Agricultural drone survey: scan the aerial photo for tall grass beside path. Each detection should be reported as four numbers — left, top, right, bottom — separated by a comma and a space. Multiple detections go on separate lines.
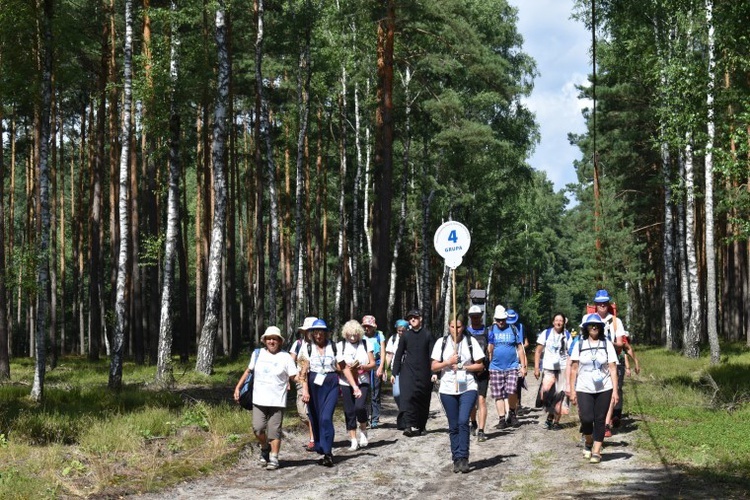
0, 356, 259, 498
628, 343, 750, 492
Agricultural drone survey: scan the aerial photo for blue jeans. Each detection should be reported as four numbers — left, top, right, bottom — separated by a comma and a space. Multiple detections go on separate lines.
370, 362, 382, 424
440, 390, 477, 461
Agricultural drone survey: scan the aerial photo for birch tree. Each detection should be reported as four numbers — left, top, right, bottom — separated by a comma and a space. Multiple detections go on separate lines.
156, 0, 181, 386
109, 0, 134, 390
196, 0, 230, 375
704, 0, 720, 364
30, 0, 54, 401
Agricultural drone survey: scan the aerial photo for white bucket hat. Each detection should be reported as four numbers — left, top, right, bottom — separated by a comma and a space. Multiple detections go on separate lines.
261, 326, 284, 342
493, 305, 508, 320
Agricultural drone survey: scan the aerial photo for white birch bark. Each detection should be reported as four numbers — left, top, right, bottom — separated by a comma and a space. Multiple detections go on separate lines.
109, 0, 133, 389
683, 137, 701, 358
387, 68, 412, 328
333, 66, 348, 334
352, 82, 362, 314
31, 0, 54, 401
293, 20, 311, 333
156, 0, 180, 386
704, 0, 720, 364
195, 2, 229, 375
256, 0, 280, 327
364, 79, 372, 259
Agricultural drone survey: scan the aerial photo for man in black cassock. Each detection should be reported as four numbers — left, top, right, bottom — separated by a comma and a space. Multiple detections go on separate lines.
392, 309, 436, 437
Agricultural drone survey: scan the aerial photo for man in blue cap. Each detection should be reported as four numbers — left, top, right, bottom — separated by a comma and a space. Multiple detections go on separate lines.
506, 309, 527, 416
593, 289, 640, 436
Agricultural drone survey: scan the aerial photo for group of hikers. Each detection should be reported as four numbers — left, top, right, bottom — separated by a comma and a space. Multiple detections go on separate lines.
233, 289, 640, 472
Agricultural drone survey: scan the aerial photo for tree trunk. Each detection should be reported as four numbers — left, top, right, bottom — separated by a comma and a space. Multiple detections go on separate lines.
196, 1, 230, 375
388, 67, 412, 329
156, 1, 181, 386
109, 0, 134, 390
0, 92, 10, 379
371, 0, 395, 331
333, 71, 348, 333
256, 0, 279, 327
704, 0, 720, 364
293, 15, 312, 328
31, 0, 54, 401
682, 138, 701, 358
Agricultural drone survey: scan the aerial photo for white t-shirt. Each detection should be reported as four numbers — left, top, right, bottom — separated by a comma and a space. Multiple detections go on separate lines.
569, 338, 619, 394
298, 341, 339, 374
537, 328, 570, 371
431, 335, 484, 395
336, 339, 372, 386
385, 335, 400, 355
601, 314, 627, 343
249, 349, 299, 408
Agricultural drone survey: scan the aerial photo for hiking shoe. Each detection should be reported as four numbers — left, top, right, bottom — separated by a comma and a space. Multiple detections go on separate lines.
370, 421, 379, 429
305, 441, 316, 452
551, 422, 563, 431
359, 432, 369, 448
477, 430, 487, 442
318, 454, 334, 467
604, 425, 613, 438
453, 460, 461, 473
583, 445, 592, 459
259, 446, 270, 466
508, 411, 519, 427
349, 438, 359, 451
459, 458, 470, 473
589, 453, 602, 464
403, 427, 419, 437
470, 421, 478, 436
266, 456, 280, 470
495, 418, 508, 430
543, 419, 553, 430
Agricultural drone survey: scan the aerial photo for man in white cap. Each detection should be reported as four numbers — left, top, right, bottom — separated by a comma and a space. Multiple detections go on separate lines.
466, 305, 490, 441
290, 316, 318, 451
487, 305, 527, 429
234, 326, 298, 470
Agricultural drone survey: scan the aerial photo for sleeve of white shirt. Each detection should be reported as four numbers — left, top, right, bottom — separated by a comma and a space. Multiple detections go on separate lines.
606, 341, 620, 365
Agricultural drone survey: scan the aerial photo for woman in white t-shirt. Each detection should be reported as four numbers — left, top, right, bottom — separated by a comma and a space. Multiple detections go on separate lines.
568, 313, 619, 464
431, 318, 485, 474
337, 320, 376, 451
534, 313, 571, 430
233, 326, 298, 470
299, 319, 360, 467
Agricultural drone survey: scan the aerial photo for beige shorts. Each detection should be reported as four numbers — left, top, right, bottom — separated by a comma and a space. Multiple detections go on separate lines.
252, 405, 284, 440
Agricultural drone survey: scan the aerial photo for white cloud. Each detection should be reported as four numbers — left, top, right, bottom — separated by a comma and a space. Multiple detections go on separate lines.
509, 0, 592, 192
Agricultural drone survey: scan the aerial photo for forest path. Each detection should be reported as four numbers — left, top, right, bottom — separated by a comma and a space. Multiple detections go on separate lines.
136, 375, 681, 499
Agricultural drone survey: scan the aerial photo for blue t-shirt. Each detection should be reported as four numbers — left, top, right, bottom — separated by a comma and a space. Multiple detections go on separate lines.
488, 324, 521, 370
365, 331, 385, 361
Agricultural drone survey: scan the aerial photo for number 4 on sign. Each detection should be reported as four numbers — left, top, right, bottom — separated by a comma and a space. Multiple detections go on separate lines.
448, 230, 458, 243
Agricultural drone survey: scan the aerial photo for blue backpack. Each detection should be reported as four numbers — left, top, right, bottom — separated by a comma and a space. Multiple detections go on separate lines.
238, 348, 261, 411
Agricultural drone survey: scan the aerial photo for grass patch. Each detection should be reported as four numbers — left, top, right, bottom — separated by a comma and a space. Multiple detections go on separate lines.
628, 343, 750, 486
0, 355, 263, 497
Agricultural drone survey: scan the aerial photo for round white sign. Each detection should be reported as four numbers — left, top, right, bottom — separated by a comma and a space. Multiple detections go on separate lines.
433, 221, 471, 265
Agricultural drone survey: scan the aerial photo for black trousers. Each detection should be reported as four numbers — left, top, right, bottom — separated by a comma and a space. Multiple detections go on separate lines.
577, 389, 613, 443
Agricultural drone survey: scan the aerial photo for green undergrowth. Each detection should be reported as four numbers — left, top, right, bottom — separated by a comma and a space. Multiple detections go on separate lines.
628, 343, 750, 489
0, 355, 261, 498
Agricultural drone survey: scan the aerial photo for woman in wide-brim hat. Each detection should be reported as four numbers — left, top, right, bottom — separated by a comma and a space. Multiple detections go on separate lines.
298, 319, 360, 467
568, 313, 619, 465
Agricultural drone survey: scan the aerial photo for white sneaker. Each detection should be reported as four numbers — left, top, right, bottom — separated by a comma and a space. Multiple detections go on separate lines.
349, 438, 359, 451
359, 432, 369, 448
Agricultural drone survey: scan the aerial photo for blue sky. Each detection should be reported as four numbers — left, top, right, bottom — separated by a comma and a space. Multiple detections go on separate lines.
509, 0, 592, 194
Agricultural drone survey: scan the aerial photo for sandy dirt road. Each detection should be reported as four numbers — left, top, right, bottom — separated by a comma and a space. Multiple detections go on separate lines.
136, 374, 685, 500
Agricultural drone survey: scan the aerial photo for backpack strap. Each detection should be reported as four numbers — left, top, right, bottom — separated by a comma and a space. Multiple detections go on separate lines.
440, 335, 474, 364
249, 347, 261, 371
